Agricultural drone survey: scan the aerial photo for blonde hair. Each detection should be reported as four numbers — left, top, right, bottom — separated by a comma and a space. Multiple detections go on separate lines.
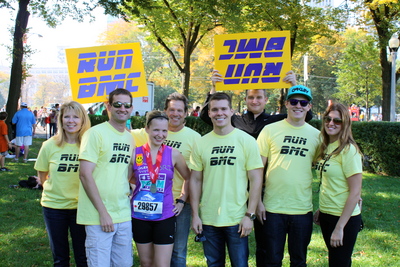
318, 103, 361, 160
53, 101, 91, 147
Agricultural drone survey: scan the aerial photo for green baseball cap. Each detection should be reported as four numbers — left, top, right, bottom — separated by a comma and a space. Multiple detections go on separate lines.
286, 85, 312, 101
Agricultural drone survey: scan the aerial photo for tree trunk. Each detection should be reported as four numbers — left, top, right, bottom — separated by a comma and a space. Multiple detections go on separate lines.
379, 46, 391, 121
6, 0, 30, 137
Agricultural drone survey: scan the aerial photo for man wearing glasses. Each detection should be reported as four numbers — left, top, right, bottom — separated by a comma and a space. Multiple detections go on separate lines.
256, 85, 320, 267
78, 88, 135, 267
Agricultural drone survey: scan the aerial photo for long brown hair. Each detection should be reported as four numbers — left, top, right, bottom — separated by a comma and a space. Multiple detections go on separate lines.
318, 103, 361, 160
53, 101, 91, 147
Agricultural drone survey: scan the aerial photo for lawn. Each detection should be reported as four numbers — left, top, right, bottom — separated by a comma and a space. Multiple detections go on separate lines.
0, 138, 399, 266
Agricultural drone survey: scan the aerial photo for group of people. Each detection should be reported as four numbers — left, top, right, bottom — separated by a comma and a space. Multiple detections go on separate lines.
33, 70, 362, 267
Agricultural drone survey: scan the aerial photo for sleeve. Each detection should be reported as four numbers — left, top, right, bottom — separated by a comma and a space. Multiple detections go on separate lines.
257, 127, 270, 158
79, 129, 101, 163
245, 137, 264, 171
34, 141, 50, 172
199, 93, 213, 126
342, 145, 363, 178
188, 142, 203, 171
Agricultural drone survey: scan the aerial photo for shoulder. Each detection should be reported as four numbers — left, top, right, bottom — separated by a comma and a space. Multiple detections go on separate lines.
183, 126, 201, 137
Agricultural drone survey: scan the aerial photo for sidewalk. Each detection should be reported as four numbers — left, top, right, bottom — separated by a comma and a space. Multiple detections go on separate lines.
33, 124, 50, 140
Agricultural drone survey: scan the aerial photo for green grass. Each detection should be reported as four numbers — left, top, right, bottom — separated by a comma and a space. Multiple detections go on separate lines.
1, 139, 399, 266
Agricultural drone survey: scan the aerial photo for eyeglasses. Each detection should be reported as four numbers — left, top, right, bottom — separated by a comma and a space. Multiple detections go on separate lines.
324, 116, 343, 125
112, 101, 132, 109
289, 99, 309, 107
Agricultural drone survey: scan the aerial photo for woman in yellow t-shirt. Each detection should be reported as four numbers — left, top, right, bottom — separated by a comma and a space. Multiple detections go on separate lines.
313, 103, 362, 267
35, 101, 91, 266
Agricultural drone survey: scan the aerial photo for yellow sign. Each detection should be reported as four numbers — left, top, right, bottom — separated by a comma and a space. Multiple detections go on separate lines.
214, 31, 291, 91
66, 43, 148, 104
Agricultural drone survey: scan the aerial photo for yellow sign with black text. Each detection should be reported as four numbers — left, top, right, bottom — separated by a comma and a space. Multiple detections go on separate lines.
214, 31, 291, 91
65, 43, 148, 104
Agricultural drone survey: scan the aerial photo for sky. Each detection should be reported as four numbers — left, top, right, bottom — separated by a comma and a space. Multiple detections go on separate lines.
0, 5, 109, 69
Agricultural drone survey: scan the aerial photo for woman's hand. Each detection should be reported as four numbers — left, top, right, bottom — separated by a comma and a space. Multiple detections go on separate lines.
173, 202, 184, 216
330, 226, 344, 247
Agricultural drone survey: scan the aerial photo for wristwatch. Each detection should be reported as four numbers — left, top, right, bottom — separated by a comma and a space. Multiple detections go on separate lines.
175, 198, 186, 205
245, 212, 257, 221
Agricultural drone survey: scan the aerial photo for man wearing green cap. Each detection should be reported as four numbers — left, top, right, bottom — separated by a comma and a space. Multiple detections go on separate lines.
256, 85, 320, 267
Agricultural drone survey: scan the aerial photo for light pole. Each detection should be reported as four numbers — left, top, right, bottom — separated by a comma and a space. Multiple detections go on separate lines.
389, 34, 399, 122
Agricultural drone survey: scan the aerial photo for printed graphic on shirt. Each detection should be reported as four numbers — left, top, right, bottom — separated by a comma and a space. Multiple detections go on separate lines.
210, 145, 236, 166
110, 142, 131, 164
164, 139, 182, 149
57, 153, 79, 172
280, 135, 310, 158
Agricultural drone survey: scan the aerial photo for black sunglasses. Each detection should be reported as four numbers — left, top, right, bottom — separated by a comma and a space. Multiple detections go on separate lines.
289, 99, 309, 107
324, 116, 343, 125
112, 101, 132, 109
194, 233, 206, 242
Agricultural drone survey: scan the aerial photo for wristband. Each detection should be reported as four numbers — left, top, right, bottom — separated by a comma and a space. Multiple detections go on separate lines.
175, 198, 186, 205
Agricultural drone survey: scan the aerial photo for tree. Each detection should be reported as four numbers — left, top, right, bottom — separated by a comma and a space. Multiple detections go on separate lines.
333, 28, 381, 120
4, 0, 96, 136
355, 0, 400, 120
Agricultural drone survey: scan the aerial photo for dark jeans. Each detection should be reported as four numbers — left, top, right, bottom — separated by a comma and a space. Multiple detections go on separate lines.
254, 218, 267, 266
319, 212, 361, 267
202, 224, 249, 267
43, 207, 87, 267
262, 212, 313, 267
49, 123, 57, 137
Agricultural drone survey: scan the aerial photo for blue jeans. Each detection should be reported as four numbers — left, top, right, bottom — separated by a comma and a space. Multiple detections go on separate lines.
171, 203, 191, 267
262, 212, 313, 267
319, 212, 361, 267
42, 207, 87, 267
202, 224, 249, 267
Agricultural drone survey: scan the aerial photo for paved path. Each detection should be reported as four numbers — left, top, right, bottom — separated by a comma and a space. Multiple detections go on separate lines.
33, 124, 50, 140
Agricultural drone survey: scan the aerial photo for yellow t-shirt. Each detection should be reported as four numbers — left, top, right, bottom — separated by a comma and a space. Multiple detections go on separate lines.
35, 138, 80, 209
189, 129, 263, 227
257, 119, 320, 214
317, 141, 362, 216
131, 128, 148, 147
77, 122, 135, 225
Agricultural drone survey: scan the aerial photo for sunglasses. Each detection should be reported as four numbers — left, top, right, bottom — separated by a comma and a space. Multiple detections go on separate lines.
324, 116, 343, 125
194, 233, 207, 242
112, 101, 132, 109
289, 99, 309, 107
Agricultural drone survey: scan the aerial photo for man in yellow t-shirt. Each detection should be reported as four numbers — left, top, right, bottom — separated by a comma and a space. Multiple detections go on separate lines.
131, 92, 201, 267
257, 85, 320, 267
190, 92, 263, 266
78, 88, 135, 267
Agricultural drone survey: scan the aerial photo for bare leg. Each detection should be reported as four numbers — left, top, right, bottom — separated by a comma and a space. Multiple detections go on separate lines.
23, 145, 29, 160
136, 242, 154, 267
154, 244, 174, 267
15, 146, 20, 161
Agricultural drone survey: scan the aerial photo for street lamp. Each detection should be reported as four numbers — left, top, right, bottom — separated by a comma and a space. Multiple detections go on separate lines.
389, 34, 399, 122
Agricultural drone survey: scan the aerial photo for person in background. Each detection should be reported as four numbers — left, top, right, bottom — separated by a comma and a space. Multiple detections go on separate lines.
313, 103, 363, 267
34, 101, 91, 266
88, 107, 94, 115
49, 109, 58, 137
130, 110, 190, 267
12, 102, 36, 163
0, 112, 12, 172
190, 106, 200, 117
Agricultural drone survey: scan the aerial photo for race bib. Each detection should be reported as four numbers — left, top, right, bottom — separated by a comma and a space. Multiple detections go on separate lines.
132, 190, 164, 220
